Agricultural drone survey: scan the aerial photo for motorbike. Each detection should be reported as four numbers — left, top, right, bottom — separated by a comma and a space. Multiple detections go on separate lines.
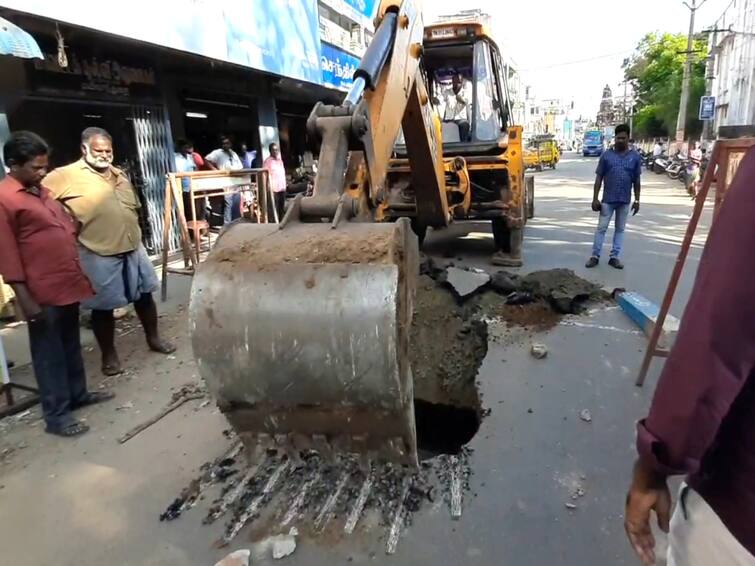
666, 155, 687, 180
652, 153, 670, 174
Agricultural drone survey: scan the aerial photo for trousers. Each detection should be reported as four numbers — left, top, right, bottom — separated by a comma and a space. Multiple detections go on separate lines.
27, 303, 88, 430
591, 202, 629, 259
667, 485, 755, 565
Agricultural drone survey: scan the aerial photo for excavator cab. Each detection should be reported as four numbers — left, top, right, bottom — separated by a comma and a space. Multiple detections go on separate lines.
389, 22, 529, 266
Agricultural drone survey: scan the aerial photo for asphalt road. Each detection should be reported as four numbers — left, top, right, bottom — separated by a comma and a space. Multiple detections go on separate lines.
0, 153, 711, 565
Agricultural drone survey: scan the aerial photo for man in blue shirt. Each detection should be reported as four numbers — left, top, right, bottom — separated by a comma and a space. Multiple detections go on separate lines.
586, 124, 641, 269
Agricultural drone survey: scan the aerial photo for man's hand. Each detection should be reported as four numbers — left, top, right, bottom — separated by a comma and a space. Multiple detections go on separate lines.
591, 199, 602, 212
10, 284, 43, 323
624, 459, 672, 565
632, 201, 641, 216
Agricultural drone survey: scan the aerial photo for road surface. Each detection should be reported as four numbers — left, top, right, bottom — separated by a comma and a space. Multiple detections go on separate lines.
0, 153, 711, 565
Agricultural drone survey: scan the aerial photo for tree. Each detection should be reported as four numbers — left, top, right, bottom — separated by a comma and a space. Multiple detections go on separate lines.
625, 32, 707, 139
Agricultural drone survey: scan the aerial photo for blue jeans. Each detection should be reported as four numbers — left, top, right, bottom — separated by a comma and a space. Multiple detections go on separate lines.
591, 202, 630, 259
223, 193, 242, 225
27, 304, 88, 431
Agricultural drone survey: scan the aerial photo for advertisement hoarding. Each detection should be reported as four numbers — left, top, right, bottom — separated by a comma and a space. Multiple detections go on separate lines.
0, 0, 322, 84
320, 43, 359, 91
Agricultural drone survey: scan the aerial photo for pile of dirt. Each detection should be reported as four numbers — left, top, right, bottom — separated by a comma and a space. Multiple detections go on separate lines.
409, 275, 486, 409
519, 268, 608, 314
468, 292, 562, 331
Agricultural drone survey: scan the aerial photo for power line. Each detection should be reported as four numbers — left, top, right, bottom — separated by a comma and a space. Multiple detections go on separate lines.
520, 50, 634, 71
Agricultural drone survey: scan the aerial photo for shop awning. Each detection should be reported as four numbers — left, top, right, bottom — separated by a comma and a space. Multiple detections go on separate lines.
0, 16, 42, 59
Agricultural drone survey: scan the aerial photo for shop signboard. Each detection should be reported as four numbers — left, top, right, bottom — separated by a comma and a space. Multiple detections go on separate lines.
320, 0, 378, 28
0, 0, 323, 85
699, 95, 715, 121
321, 43, 359, 91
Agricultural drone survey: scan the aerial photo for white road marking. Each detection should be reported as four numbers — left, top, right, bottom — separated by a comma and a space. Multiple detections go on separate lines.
386, 476, 412, 555
280, 470, 321, 527
314, 470, 350, 531
344, 472, 374, 534
224, 461, 290, 543
450, 455, 463, 519
209, 459, 264, 522
559, 320, 643, 335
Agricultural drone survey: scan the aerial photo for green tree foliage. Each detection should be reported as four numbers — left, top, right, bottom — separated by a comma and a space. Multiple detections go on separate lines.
626, 32, 707, 139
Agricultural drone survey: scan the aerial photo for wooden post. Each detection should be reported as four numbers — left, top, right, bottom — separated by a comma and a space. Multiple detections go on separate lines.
635, 139, 755, 386
160, 176, 173, 302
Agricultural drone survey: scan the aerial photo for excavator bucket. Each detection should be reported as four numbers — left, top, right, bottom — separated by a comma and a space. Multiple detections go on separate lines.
189, 218, 420, 466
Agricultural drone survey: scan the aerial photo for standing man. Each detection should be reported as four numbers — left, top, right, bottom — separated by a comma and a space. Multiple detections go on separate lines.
0, 131, 114, 436
205, 134, 243, 225
239, 142, 257, 169
174, 139, 203, 222
44, 127, 175, 376
652, 139, 663, 158
624, 148, 755, 565
585, 124, 641, 270
263, 142, 287, 221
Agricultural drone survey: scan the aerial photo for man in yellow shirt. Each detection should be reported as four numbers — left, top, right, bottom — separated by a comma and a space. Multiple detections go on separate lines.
44, 127, 175, 375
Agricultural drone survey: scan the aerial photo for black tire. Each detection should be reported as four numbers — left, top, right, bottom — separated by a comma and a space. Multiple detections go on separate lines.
410, 218, 427, 247
526, 177, 535, 219
491, 217, 509, 252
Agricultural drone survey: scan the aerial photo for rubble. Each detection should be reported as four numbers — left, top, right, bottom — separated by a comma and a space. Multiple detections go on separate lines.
579, 409, 592, 423
530, 343, 548, 359
444, 267, 490, 299
215, 549, 250, 566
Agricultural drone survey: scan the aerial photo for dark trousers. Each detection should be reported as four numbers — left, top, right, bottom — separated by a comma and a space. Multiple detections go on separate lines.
27, 303, 87, 430
273, 191, 286, 221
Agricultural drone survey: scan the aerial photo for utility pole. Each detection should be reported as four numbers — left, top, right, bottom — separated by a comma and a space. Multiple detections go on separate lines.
701, 26, 718, 142
675, 0, 708, 142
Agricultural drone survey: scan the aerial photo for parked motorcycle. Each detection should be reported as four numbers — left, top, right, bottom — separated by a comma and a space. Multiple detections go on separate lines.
666, 156, 687, 180
652, 154, 670, 174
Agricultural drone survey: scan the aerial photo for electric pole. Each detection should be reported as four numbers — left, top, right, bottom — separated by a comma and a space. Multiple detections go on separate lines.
675, 0, 707, 142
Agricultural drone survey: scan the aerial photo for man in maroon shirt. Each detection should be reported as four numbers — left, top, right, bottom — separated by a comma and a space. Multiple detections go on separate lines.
625, 147, 755, 564
0, 131, 114, 437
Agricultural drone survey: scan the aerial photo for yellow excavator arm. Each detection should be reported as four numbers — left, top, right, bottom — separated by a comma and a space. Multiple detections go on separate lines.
189, 0, 450, 468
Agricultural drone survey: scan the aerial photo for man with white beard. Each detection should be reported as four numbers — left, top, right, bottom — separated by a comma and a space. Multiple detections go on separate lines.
44, 127, 175, 376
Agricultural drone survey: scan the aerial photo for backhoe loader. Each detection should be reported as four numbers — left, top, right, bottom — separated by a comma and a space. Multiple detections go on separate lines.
190, 0, 531, 468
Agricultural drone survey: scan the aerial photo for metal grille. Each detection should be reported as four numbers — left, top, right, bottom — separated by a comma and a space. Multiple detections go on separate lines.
131, 106, 179, 255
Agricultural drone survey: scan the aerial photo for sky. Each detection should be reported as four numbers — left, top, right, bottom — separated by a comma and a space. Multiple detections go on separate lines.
423, 0, 733, 118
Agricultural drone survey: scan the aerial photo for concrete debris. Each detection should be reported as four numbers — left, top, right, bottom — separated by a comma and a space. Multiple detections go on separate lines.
214, 549, 250, 566
116, 401, 134, 411
199, 400, 211, 409
565, 502, 578, 510
530, 343, 548, 359
571, 486, 585, 500
505, 291, 534, 305
489, 271, 521, 295
579, 409, 592, 423
444, 267, 490, 299
272, 533, 297, 559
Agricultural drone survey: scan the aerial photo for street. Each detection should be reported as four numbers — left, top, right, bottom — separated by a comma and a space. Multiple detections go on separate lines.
0, 154, 711, 565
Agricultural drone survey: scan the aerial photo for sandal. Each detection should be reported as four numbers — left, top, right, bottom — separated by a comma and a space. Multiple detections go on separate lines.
46, 420, 90, 437
148, 339, 176, 355
101, 363, 124, 376
74, 391, 115, 409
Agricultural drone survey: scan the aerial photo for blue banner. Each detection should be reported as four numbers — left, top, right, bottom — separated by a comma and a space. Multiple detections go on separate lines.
2, 0, 323, 84
321, 43, 360, 91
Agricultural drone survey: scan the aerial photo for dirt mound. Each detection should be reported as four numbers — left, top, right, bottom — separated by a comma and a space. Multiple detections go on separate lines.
410, 276, 486, 409
520, 268, 606, 314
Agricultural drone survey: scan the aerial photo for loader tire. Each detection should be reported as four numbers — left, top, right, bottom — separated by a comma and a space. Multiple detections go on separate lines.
526, 176, 535, 220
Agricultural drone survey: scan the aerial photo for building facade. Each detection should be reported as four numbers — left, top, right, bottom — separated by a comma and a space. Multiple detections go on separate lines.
0, 1, 378, 254
708, 0, 755, 134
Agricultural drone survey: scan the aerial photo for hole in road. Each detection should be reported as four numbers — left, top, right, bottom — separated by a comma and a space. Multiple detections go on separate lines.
414, 400, 481, 458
